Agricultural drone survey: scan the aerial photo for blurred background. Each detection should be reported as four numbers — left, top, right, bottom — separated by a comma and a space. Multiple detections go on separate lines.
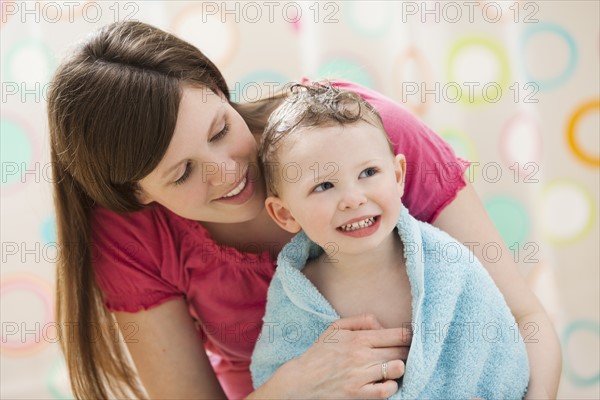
1, 1, 598, 398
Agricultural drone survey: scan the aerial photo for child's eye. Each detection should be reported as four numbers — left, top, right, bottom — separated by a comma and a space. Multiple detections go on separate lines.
313, 182, 334, 192
210, 123, 230, 142
175, 162, 192, 185
359, 167, 378, 178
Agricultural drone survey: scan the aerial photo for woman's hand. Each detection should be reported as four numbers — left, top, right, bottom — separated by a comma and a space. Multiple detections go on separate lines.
252, 313, 411, 399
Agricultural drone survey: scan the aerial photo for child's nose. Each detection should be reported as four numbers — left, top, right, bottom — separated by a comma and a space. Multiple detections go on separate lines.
338, 189, 367, 210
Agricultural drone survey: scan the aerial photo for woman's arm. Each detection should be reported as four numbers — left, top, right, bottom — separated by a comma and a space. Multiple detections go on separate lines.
114, 298, 226, 399
432, 181, 562, 398
116, 301, 410, 399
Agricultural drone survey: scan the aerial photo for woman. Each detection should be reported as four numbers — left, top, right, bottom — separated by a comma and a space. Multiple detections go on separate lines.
48, 21, 560, 399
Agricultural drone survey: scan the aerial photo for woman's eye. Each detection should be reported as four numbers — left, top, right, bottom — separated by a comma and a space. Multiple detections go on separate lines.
210, 123, 230, 142
175, 162, 192, 185
359, 167, 378, 178
314, 182, 334, 192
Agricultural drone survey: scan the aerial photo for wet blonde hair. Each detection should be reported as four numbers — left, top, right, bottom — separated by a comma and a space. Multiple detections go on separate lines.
259, 82, 391, 196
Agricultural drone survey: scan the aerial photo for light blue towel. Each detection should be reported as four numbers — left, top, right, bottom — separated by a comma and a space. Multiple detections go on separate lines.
251, 207, 530, 398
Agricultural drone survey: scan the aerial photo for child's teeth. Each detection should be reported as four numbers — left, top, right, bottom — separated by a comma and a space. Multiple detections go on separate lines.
341, 217, 375, 231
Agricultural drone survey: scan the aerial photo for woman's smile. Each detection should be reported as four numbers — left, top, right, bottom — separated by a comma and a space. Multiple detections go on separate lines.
214, 169, 256, 204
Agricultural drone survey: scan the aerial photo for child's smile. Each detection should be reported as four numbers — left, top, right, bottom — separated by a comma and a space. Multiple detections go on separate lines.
336, 215, 381, 237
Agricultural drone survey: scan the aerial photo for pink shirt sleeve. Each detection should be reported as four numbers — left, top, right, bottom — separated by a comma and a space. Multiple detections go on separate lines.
91, 205, 183, 312
331, 80, 470, 223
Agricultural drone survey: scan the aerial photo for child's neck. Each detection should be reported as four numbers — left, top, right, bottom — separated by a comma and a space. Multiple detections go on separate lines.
303, 229, 412, 329
309, 229, 405, 280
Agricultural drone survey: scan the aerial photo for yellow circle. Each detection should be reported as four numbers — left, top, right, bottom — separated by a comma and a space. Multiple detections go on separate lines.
538, 179, 596, 245
447, 37, 510, 106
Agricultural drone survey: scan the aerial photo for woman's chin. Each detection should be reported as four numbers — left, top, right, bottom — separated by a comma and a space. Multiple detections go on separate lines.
222, 197, 266, 224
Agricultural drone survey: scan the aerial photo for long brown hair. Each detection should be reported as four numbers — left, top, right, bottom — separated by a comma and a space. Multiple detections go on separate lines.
48, 20, 279, 399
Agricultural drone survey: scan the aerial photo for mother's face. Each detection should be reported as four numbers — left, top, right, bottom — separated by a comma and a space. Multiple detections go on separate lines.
138, 86, 266, 223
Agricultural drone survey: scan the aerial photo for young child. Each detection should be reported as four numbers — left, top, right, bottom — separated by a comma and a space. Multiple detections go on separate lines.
250, 82, 530, 398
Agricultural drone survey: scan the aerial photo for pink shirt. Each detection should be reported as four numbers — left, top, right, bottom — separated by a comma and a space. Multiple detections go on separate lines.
91, 81, 469, 399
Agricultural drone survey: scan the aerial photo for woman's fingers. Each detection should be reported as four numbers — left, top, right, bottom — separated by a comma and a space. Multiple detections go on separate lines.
371, 346, 410, 363
367, 359, 406, 383
334, 313, 384, 331
350, 326, 413, 348
362, 379, 400, 399
291, 315, 411, 398
328, 315, 413, 347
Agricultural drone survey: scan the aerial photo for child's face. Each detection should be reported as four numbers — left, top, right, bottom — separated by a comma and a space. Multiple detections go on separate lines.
265, 120, 406, 255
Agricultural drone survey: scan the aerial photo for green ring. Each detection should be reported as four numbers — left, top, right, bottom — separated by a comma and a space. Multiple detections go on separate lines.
440, 129, 479, 162
344, 2, 393, 38
484, 195, 530, 246
46, 356, 74, 399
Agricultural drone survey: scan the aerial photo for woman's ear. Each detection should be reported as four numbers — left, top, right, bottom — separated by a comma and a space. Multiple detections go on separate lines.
265, 196, 301, 233
135, 185, 153, 205
393, 153, 407, 196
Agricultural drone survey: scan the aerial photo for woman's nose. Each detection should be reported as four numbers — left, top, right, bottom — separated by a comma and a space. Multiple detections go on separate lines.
338, 189, 367, 210
203, 160, 240, 186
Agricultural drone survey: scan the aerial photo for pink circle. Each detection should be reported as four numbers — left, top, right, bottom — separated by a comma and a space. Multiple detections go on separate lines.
499, 112, 542, 178
1, 274, 54, 355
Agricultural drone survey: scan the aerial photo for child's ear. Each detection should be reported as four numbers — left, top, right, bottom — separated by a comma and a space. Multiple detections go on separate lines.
393, 154, 407, 196
265, 196, 302, 233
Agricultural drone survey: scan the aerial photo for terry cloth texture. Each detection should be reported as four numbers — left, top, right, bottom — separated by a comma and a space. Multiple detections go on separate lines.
251, 207, 529, 399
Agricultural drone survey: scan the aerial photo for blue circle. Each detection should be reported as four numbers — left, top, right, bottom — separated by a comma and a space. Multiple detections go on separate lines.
46, 356, 74, 399
1, 118, 33, 187
520, 23, 578, 90
562, 320, 600, 387
41, 215, 57, 244
317, 58, 375, 89
484, 195, 530, 246
230, 71, 290, 103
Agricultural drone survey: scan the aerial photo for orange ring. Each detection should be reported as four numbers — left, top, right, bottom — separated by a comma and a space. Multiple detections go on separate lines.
566, 99, 600, 167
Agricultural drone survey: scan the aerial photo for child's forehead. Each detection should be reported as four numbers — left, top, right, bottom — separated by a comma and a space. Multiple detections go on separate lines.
293, 120, 379, 140
279, 121, 391, 159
